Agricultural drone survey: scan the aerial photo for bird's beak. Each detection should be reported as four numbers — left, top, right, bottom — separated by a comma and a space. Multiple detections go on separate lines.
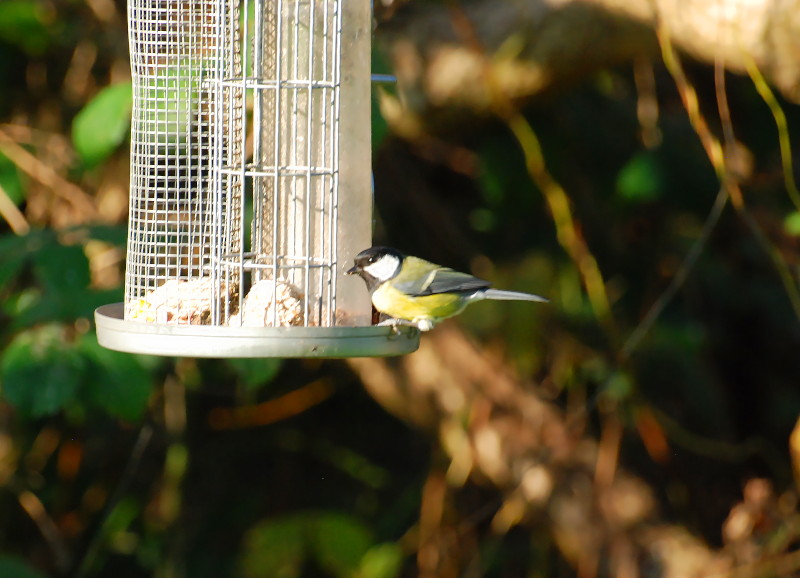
346, 265, 358, 275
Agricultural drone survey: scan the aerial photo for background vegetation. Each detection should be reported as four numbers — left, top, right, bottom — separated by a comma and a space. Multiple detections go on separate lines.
1, 0, 799, 576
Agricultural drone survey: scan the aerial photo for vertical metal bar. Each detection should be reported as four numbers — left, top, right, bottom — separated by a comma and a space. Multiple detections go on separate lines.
329, 0, 341, 325
304, 0, 315, 326
238, 0, 251, 322
125, 0, 136, 309
292, 0, 301, 293
320, 0, 330, 325
211, 0, 225, 325
252, 0, 264, 284
270, 0, 283, 326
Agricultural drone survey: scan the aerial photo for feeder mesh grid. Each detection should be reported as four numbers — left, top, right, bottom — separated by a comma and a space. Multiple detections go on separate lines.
124, 0, 342, 328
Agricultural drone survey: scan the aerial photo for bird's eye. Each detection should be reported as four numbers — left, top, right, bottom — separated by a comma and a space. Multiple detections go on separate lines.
368, 256, 377, 263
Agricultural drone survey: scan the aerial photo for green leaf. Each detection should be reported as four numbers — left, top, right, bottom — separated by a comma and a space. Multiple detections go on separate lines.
357, 543, 403, 578
0, 555, 47, 578
239, 516, 306, 578
102, 496, 141, 539
19, 239, 96, 323
616, 152, 663, 203
80, 224, 128, 247
311, 513, 373, 577
139, 65, 199, 146
72, 82, 133, 167
0, 232, 33, 291
32, 241, 90, 294
227, 358, 283, 391
2, 289, 40, 321
603, 370, 634, 401
469, 208, 496, 233
240, 512, 378, 578
0, 151, 25, 204
78, 334, 153, 421
0, 326, 84, 417
785, 211, 800, 236
370, 47, 392, 149
0, 1, 53, 55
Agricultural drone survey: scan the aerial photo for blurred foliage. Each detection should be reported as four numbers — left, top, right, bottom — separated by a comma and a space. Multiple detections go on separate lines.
72, 81, 132, 167
0, 229, 152, 420
0, 1, 53, 56
239, 511, 403, 577
0, 555, 47, 578
0, 0, 798, 577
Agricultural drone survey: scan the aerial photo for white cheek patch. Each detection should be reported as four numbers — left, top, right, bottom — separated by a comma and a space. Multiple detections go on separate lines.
363, 254, 400, 281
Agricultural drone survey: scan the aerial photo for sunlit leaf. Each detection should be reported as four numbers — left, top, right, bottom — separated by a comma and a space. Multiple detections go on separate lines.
1, 289, 40, 320
72, 82, 133, 167
0, 151, 25, 204
239, 516, 305, 578
357, 543, 403, 578
240, 512, 376, 578
0, 326, 84, 417
784, 211, 800, 236
312, 513, 373, 577
139, 64, 199, 146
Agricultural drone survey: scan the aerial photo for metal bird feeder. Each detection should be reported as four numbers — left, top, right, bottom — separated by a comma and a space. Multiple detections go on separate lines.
95, 0, 419, 357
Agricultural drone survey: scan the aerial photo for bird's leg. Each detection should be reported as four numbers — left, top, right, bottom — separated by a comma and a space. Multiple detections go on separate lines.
377, 317, 426, 335
377, 317, 434, 333
377, 318, 409, 337
377, 317, 416, 328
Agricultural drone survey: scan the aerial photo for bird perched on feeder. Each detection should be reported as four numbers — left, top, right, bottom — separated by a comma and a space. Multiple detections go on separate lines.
347, 246, 548, 331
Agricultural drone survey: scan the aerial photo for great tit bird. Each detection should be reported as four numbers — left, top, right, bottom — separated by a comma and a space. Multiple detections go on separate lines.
347, 246, 548, 331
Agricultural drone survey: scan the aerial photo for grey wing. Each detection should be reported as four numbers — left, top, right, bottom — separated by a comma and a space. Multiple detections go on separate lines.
395, 267, 490, 297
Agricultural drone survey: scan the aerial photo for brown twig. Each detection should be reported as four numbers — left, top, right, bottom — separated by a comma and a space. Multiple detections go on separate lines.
17, 488, 71, 572
656, 22, 800, 320
0, 182, 30, 234
207, 378, 335, 430
0, 128, 97, 219
445, 0, 619, 344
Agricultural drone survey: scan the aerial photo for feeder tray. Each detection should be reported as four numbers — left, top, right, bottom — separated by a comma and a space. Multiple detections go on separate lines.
95, 304, 418, 358
96, 0, 419, 357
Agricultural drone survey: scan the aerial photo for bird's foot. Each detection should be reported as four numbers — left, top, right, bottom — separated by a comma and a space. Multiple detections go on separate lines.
377, 318, 410, 337
377, 318, 433, 333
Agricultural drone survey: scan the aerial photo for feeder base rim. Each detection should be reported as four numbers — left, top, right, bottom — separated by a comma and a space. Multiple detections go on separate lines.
94, 303, 420, 358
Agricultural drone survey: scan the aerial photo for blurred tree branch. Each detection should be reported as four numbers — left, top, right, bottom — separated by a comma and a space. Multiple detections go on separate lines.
376, 0, 800, 131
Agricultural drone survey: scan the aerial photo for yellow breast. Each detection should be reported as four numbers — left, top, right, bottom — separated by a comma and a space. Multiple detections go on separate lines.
371, 284, 467, 323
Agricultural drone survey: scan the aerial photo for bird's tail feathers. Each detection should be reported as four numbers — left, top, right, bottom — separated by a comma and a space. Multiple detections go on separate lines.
480, 289, 549, 303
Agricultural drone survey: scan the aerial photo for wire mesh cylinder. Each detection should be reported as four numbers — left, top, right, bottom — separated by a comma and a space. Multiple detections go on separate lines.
123, 0, 373, 330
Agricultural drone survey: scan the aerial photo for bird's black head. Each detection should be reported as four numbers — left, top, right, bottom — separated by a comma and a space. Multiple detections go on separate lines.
346, 246, 405, 292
